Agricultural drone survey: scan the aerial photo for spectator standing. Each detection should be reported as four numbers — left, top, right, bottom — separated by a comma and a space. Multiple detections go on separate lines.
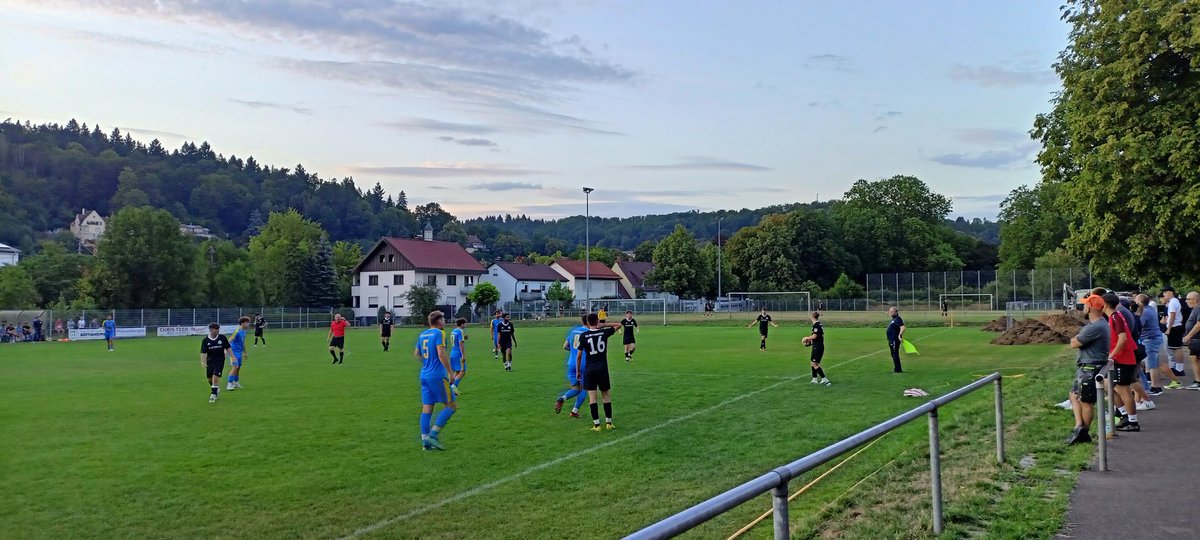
1104, 293, 1143, 431
1137, 294, 1167, 396
77, 316, 85, 329
1179, 292, 1200, 390
32, 316, 43, 342
1161, 287, 1186, 386
1068, 295, 1110, 444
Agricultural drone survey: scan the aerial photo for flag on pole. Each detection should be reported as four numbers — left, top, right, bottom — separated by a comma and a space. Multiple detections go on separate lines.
902, 339, 920, 355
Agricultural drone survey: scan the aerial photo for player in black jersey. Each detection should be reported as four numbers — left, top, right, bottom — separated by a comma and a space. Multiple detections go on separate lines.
747, 307, 779, 351
379, 311, 394, 351
253, 313, 267, 346
200, 323, 232, 402
802, 311, 831, 386
497, 313, 517, 371
621, 310, 639, 362
575, 313, 623, 431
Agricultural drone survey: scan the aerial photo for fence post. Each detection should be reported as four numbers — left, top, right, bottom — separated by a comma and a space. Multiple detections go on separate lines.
928, 407, 943, 535
994, 377, 1005, 464
772, 481, 789, 540
192, 309, 196, 325
1095, 373, 1108, 472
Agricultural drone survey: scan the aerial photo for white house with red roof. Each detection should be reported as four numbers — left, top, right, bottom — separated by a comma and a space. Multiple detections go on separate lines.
350, 227, 486, 319
612, 261, 678, 301
550, 259, 622, 300
483, 261, 566, 302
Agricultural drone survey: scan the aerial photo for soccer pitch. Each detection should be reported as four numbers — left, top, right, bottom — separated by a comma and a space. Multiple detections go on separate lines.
3, 324, 1086, 539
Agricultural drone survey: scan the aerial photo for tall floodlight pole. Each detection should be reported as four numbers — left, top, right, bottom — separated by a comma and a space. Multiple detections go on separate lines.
717, 217, 724, 305
583, 187, 594, 312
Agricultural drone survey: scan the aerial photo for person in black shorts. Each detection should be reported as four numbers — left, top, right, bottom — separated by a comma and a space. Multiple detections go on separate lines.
253, 313, 267, 346
747, 307, 779, 351
575, 313, 623, 431
803, 311, 830, 386
379, 311, 394, 352
621, 310, 639, 362
498, 313, 517, 371
200, 323, 231, 403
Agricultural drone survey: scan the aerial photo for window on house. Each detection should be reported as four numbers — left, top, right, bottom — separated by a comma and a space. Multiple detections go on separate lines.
465, 275, 475, 286
353, 275, 360, 286
368, 275, 379, 286
447, 275, 457, 286
393, 274, 403, 285
392, 296, 403, 307
388, 254, 395, 262
378, 255, 385, 263
367, 296, 379, 308
354, 296, 360, 308
426, 275, 437, 286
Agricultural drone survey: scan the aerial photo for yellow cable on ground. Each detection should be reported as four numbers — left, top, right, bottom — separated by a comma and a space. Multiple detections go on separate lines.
727, 435, 888, 540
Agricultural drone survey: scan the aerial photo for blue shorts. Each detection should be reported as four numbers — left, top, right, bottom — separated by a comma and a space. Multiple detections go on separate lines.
231, 351, 244, 367
1143, 335, 1164, 369
450, 354, 464, 372
421, 377, 454, 405
566, 358, 585, 386
104, 333, 114, 341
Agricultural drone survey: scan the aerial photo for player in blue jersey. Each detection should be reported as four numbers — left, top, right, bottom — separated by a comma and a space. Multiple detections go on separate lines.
103, 314, 116, 352
490, 310, 503, 360
415, 310, 456, 451
554, 314, 590, 417
226, 316, 250, 391
449, 318, 468, 396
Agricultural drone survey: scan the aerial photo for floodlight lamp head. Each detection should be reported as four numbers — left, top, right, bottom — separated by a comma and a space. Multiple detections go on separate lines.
582, 187, 594, 194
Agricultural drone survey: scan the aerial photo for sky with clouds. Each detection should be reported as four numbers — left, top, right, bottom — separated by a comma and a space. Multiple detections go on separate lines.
0, 0, 1066, 220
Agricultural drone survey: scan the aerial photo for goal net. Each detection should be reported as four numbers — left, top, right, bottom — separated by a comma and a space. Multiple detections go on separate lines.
938, 293, 995, 311
726, 292, 811, 319
587, 298, 668, 326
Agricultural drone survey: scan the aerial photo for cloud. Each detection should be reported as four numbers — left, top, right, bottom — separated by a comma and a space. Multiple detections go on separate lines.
929, 144, 1038, 169
951, 194, 1008, 204
948, 63, 1056, 88
874, 110, 902, 122
628, 157, 772, 172
381, 118, 498, 136
438, 136, 499, 147
467, 181, 542, 191
117, 126, 190, 139
350, 162, 548, 177
872, 126, 887, 134
803, 53, 854, 72
46, 26, 208, 54
513, 201, 703, 219
227, 99, 312, 115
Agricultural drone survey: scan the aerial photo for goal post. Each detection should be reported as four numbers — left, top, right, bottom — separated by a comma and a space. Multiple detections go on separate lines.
587, 298, 668, 326
726, 292, 811, 319
938, 293, 995, 311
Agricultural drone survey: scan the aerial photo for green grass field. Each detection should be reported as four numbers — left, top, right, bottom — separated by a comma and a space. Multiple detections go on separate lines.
2, 322, 1093, 539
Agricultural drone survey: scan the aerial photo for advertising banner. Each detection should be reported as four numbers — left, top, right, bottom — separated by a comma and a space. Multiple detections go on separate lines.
69, 327, 148, 341
155, 325, 240, 337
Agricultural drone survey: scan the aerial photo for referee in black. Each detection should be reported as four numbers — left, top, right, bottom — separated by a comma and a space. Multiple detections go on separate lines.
380, 311, 394, 352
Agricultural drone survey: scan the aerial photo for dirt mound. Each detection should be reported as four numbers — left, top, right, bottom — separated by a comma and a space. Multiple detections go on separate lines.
1037, 312, 1085, 338
981, 316, 1009, 332
991, 319, 1071, 345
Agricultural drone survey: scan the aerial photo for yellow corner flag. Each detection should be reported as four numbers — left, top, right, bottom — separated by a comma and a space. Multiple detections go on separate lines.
902, 339, 920, 355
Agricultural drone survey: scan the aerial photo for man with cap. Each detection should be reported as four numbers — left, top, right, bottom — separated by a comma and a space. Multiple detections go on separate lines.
1160, 287, 1186, 387
1067, 294, 1110, 444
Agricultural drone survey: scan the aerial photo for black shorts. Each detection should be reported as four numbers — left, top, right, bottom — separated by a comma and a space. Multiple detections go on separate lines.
254, 328, 264, 337
1112, 363, 1137, 386
624, 336, 636, 346
1189, 339, 1200, 357
1167, 326, 1184, 348
583, 369, 611, 392
206, 358, 224, 379
499, 340, 513, 352
760, 327, 769, 338
810, 345, 825, 363
380, 327, 392, 338
330, 336, 345, 349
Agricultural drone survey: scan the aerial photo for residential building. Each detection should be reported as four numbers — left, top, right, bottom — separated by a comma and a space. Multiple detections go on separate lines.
550, 259, 621, 301
465, 235, 486, 253
0, 243, 20, 267
612, 261, 679, 301
70, 209, 106, 253
483, 261, 566, 303
180, 224, 215, 239
350, 226, 486, 320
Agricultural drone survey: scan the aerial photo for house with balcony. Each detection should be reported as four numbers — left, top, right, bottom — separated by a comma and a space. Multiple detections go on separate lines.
70, 209, 106, 253
483, 261, 566, 303
350, 226, 486, 321
550, 259, 622, 301
612, 261, 678, 301
0, 243, 20, 267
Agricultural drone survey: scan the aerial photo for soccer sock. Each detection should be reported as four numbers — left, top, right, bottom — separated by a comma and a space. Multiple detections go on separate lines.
603, 402, 612, 422
562, 389, 580, 400
816, 367, 826, 378
590, 403, 600, 424
211, 385, 218, 396
760, 338, 766, 349
811, 366, 818, 378
339, 351, 344, 362
1128, 413, 1138, 423
574, 392, 587, 411
1117, 406, 1127, 417
420, 412, 432, 437
454, 377, 464, 389
434, 408, 455, 430
330, 350, 338, 361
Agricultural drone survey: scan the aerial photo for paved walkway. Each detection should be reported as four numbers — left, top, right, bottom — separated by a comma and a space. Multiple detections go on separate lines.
1058, 387, 1200, 538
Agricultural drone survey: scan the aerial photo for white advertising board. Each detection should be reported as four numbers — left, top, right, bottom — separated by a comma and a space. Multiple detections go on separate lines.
68, 327, 148, 341
155, 325, 240, 337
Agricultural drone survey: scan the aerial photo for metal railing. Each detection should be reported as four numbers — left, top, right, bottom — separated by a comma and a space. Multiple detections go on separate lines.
626, 373, 1005, 539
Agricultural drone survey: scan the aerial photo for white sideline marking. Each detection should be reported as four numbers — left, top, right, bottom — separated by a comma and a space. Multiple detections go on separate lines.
341, 329, 951, 539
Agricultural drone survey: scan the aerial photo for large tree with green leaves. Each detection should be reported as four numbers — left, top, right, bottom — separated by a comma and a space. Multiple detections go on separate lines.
0, 265, 40, 307
300, 236, 339, 307
997, 184, 1070, 270
1032, 0, 1200, 281
831, 175, 960, 272
91, 206, 197, 307
649, 225, 704, 299
725, 209, 851, 291
19, 242, 95, 306
468, 281, 501, 309
249, 209, 326, 305
405, 284, 442, 324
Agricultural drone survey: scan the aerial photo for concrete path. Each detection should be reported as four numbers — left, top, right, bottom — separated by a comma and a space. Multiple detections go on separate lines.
1058, 387, 1200, 538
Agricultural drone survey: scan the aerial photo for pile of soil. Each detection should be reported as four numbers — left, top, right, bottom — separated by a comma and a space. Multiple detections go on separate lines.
1037, 312, 1085, 338
981, 316, 1010, 332
991, 319, 1072, 345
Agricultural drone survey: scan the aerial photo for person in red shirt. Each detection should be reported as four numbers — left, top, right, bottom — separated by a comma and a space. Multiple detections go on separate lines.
328, 313, 350, 364
1103, 293, 1140, 432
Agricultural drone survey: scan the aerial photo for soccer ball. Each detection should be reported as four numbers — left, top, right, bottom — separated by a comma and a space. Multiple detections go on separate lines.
802, 336, 813, 347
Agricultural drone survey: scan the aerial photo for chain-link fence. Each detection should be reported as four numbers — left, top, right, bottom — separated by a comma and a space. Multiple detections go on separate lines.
0, 307, 349, 341
864, 268, 1093, 312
